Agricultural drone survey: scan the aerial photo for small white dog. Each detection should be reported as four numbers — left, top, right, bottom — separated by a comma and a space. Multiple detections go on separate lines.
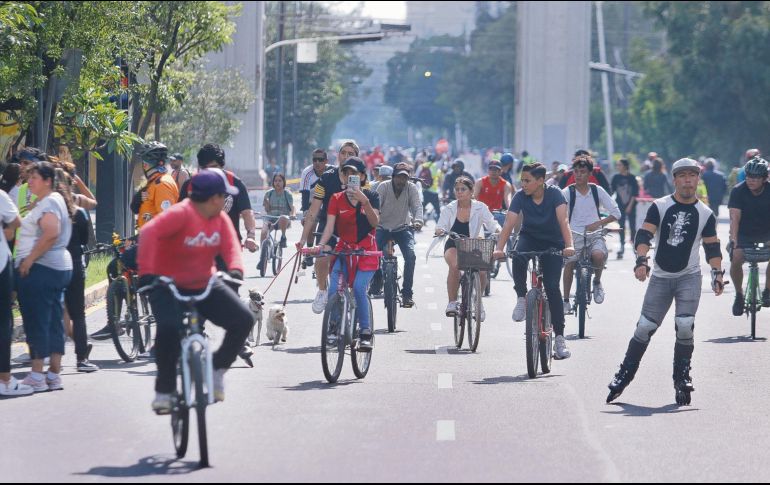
247, 289, 265, 346
265, 305, 289, 348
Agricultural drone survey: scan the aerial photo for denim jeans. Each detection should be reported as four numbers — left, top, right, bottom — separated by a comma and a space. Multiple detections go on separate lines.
0, 257, 13, 373
511, 236, 566, 336
328, 259, 375, 332
16, 264, 72, 359
372, 228, 416, 298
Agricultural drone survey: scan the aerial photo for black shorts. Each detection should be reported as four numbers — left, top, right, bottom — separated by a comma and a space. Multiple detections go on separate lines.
444, 238, 456, 254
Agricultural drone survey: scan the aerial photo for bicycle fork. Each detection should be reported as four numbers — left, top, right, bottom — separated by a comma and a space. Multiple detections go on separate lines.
181, 333, 215, 406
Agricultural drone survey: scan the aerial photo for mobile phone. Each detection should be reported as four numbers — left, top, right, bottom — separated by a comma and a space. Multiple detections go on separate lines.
347, 174, 360, 192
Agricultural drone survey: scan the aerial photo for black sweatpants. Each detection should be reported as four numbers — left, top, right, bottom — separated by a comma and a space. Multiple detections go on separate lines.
148, 280, 252, 393
0, 258, 13, 374
64, 266, 88, 360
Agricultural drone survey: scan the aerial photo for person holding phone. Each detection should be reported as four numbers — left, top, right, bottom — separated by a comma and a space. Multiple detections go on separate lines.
312, 157, 380, 349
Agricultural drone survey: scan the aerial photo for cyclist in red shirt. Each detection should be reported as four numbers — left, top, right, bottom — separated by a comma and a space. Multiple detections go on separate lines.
313, 157, 380, 350
138, 168, 253, 414
473, 160, 513, 226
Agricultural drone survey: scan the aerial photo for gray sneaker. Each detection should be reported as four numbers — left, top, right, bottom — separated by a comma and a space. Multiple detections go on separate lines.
554, 335, 571, 360
312, 290, 328, 314
593, 281, 605, 304
512, 297, 526, 322
152, 392, 173, 415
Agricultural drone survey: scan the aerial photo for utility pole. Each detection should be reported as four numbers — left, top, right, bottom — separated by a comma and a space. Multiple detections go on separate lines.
276, 1, 286, 169
291, 1, 299, 177
596, 1, 614, 165
255, 1, 265, 172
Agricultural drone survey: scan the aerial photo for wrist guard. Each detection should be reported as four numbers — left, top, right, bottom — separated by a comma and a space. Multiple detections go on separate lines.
634, 229, 654, 252
703, 241, 723, 263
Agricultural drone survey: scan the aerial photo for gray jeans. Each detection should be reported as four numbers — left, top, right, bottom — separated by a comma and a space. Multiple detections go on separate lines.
642, 273, 702, 321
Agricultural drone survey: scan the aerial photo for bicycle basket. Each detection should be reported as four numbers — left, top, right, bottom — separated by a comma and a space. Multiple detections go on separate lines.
456, 238, 496, 271
743, 246, 770, 263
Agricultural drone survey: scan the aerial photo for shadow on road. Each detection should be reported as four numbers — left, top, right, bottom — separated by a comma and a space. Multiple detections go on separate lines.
279, 299, 315, 305
74, 454, 201, 478
374, 329, 407, 335
280, 380, 361, 391
471, 374, 562, 385
90, 360, 154, 370
404, 348, 476, 356
275, 345, 322, 354
565, 334, 594, 341
704, 336, 767, 344
603, 402, 698, 417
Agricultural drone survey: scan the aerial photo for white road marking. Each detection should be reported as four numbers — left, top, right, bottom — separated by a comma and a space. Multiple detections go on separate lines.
423, 273, 433, 279
434, 345, 448, 355
436, 420, 456, 441
438, 373, 453, 389
425, 287, 435, 293
431, 322, 442, 331
428, 302, 438, 310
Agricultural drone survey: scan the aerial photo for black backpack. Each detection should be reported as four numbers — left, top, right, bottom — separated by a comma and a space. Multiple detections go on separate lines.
568, 184, 601, 222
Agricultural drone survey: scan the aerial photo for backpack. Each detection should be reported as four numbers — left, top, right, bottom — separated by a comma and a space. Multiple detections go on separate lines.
568, 184, 601, 222
418, 163, 434, 189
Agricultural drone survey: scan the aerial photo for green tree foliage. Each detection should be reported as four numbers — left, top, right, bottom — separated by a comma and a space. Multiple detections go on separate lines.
263, 1, 371, 167
630, 1, 770, 163
161, 65, 255, 158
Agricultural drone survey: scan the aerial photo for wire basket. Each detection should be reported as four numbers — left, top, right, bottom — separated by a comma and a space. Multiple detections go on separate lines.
456, 238, 496, 271
743, 246, 770, 264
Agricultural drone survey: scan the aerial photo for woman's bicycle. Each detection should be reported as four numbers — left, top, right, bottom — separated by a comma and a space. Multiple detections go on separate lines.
301, 247, 382, 383
567, 229, 609, 339
740, 243, 770, 339
138, 272, 241, 468
257, 213, 292, 277
440, 232, 495, 352
508, 248, 563, 378
87, 233, 154, 362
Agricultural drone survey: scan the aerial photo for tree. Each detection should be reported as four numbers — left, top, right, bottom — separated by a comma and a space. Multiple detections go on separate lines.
161, 65, 255, 158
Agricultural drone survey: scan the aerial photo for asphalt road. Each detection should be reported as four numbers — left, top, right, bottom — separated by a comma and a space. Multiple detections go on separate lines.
4, 217, 770, 482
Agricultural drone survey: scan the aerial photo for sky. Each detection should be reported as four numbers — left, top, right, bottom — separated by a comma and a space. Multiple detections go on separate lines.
327, 1, 407, 21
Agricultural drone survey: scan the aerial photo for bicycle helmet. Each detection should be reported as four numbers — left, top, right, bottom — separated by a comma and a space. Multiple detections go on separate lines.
500, 153, 514, 166
744, 156, 769, 178
137, 141, 168, 165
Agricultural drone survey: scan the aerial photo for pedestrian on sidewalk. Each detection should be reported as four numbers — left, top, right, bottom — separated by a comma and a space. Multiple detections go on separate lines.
14, 161, 74, 392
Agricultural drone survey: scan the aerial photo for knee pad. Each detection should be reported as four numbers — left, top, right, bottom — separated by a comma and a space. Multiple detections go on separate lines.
633, 314, 660, 344
674, 315, 695, 345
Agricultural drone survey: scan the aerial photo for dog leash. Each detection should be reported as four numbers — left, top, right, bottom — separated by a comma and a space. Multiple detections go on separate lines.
260, 251, 300, 297
281, 250, 303, 308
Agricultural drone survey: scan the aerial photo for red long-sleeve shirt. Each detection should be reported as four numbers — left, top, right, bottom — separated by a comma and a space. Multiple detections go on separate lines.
138, 199, 244, 290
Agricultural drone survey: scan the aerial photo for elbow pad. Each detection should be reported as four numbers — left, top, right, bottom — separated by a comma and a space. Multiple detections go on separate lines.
634, 229, 655, 252
703, 241, 723, 262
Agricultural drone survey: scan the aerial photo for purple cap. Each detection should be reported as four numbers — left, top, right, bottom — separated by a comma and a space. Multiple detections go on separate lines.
190, 168, 239, 198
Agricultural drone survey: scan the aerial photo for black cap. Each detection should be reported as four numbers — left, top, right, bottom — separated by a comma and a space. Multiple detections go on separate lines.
488, 161, 502, 170
341, 157, 366, 174
170, 152, 184, 161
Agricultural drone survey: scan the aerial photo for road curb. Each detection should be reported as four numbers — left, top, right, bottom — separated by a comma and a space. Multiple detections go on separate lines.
12, 279, 109, 341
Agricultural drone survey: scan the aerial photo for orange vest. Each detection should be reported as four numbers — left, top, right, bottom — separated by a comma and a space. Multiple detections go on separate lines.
477, 176, 506, 211
137, 173, 180, 229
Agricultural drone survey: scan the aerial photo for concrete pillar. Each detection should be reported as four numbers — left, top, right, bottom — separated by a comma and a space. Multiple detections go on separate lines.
514, 1, 591, 165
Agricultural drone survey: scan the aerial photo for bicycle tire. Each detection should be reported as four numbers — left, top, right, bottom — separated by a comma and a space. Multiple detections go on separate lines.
258, 241, 270, 277
321, 294, 346, 383
506, 237, 515, 278
272, 242, 283, 276
138, 292, 154, 353
749, 267, 758, 340
454, 276, 467, 349
189, 346, 209, 468
484, 277, 491, 296
525, 289, 541, 378
540, 301, 553, 374
577, 267, 588, 339
467, 272, 482, 352
171, 365, 189, 458
351, 299, 374, 379
107, 279, 140, 362
384, 263, 398, 333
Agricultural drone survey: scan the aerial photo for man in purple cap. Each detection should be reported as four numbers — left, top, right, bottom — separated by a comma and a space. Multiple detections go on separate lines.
138, 168, 253, 414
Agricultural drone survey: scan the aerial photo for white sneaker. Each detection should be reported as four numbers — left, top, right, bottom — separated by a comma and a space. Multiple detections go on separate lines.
554, 335, 571, 360
563, 300, 572, 315
152, 392, 173, 415
512, 297, 526, 322
445, 301, 459, 317
0, 377, 33, 397
593, 281, 605, 304
312, 290, 328, 314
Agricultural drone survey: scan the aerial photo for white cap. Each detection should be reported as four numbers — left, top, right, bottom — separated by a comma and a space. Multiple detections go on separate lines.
672, 158, 700, 176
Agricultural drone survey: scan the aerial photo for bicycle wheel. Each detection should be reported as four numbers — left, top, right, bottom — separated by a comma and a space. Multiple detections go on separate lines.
272, 241, 283, 276
453, 276, 466, 349
321, 294, 346, 383
540, 302, 553, 374
189, 346, 209, 468
138, 292, 154, 353
258, 241, 270, 277
351, 299, 374, 379
106, 280, 141, 362
467, 272, 482, 352
171, 363, 189, 458
384, 263, 398, 333
505, 237, 515, 278
525, 290, 541, 378
576, 268, 588, 339
749, 267, 758, 340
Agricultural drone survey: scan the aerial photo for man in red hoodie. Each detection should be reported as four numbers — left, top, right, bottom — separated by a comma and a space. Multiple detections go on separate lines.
138, 168, 252, 414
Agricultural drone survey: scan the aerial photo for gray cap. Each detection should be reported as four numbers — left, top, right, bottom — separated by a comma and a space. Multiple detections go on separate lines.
378, 165, 393, 177
672, 158, 701, 176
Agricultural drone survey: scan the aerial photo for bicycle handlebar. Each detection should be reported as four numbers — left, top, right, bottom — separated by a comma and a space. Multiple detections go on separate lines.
138, 271, 243, 303
507, 248, 564, 257
571, 228, 610, 237
300, 248, 382, 257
